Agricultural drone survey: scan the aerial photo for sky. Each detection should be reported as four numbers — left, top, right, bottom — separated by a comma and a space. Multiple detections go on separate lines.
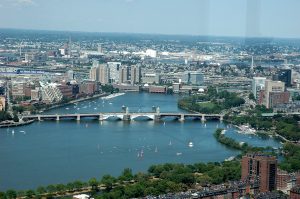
0, 0, 300, 38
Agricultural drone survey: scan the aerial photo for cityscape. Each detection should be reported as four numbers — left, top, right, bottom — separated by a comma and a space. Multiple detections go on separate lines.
1, 0, 300, 199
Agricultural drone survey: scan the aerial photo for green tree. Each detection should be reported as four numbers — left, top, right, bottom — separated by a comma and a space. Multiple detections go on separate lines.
25, 190, 35, 198
101, 175, 116, 191
5, 190, 16, 199
88, 177, 98, 191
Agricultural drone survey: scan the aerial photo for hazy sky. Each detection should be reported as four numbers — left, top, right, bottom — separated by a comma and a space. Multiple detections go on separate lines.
0, 0, 300, 38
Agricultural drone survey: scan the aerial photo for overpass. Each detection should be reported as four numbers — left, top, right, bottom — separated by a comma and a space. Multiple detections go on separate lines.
22, 112, 224, 122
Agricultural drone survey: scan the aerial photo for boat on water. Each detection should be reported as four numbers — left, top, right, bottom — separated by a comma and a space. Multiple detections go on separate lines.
221, 130, 226, 135
169, 140, 172, 146
155, 147, 158, 153
188, 141, 194, 148
12, 130, 15, 135
225, 156, 235, 161
102, 93, 125, 100
237, 125, 256, 135
176, 152, 182, 156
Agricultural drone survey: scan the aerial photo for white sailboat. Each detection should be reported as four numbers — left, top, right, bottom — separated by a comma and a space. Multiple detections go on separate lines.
169, 140, 172, 146
155, 147, 158, 153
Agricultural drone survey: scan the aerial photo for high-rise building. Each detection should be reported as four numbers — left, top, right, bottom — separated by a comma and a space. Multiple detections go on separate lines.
107, 62, 121, 83
273, 69, 292, 87
119, 66, 129, 84
241, 153, 277, 193
264, 80, 286, 108
183, 71, 204, 85
89, 66, 99, 81
130, 65, 141, 85
0, 96, 5, 111
252, 77, 266, 99
98, 64, 109, 84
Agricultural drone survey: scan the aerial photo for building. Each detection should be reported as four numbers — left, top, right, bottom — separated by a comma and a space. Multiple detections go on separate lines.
89, 66, 99, 81
273, 69, 292, 87
31, 88, 41, 101
40, 82, 63, 104
11, 81, 25, 99
79, 81, 96, 95
145, 49, 157, 58
0, 96, 5, 111
264, 80, 285, 108
172, 83, 181, 93
142, 73, 160, 84
130, 65, 141, 85
269, 91, 290, 108
183, 71, 204, 85
241, 153, 277, 193
107, 62, 121, 83
149, 86, 167, 93
98, 64, 109, 84
290, 186, 300, 199
119, 66, 129, 83
252, 77, 266, 99
57, 84, 73, 99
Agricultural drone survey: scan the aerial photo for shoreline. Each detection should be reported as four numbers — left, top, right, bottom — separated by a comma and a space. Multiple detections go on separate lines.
0, 119, 35, 128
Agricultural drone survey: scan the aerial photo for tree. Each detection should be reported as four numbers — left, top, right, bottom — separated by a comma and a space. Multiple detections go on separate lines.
249, 93, 255, 101
101, 175, 116, 191
36, 186, 46, 195
5, 190, 16, 199
119, 168, 133, 182
25, 190, 35, 198
0, 192, 6, 199
88, 177, 98, 191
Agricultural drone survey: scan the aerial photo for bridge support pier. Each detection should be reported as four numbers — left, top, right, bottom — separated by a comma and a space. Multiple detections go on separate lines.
76, 115, 80, 121
56, 115, 60, 121
179, 114, 185, 122
154, 115, 161, 122
220, 115, 223, 122
201, 115, 206, 123
123, 115, 131, 121
98, 114, 104, 121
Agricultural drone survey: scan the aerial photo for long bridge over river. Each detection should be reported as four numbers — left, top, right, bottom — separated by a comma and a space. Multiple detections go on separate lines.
22, 111, 224, 122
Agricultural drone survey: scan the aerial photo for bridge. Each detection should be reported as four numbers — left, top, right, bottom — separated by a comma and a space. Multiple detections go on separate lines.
22, 112, 224, 122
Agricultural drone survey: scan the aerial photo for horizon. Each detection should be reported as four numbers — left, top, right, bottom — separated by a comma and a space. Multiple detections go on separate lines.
1, 0, 300, 39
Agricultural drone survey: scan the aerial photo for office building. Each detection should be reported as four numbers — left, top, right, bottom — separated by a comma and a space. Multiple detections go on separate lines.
107, 62, 121, 83
130, 65, 141, 84
183, 71, 204, 85
89, 66, 99, 81
98, 64, 109, 84
119, 66, 129, 83
241, 153, 277, 193
40, 82, 63, 104
273, 69, 292, 87
252, 77, 266, 99
290, 186, 300, 199
264, 80, 285, 108
269, 91, 290, 108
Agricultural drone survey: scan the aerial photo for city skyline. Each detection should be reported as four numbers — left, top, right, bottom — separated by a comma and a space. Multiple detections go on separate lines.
1, 0, 300, 38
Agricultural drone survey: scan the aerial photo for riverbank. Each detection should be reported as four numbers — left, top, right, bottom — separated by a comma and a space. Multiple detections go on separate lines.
40, 93, 109, 113
0, 119, 34, 128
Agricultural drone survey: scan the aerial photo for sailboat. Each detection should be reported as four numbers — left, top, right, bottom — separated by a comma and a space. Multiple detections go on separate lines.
12, 130, 15, 135
169, 140, 172, 146
155, 147, 158, 153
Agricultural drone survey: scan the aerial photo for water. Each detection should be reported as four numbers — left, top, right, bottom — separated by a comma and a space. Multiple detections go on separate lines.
0, 93, 280, 191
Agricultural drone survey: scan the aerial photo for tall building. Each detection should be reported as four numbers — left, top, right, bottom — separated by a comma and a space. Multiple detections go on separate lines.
40, 82, 63, 104
183, 71, 204, 85
264, 80, 286, 108
89, 66, 99, 81
98, 64, 109, 84
119, 66, 129, 83
107, 62, 121, 83
130, 65, 141, 85
273, 69, 292, 87
0, 96, 5, 111
252, 77, 266, 99
241, 154, 277, 193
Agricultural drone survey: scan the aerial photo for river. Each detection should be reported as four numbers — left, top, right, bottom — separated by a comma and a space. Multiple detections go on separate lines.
0, 92, 281, 190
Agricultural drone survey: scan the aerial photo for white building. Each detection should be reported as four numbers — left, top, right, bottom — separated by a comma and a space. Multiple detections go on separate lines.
145, 49, 157, 58
107, 62, 121, 83
252, 77, 266, 99
40, 82, 63, 103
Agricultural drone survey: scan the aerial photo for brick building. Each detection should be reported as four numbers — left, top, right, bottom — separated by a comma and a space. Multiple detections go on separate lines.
241, 154, 277, 193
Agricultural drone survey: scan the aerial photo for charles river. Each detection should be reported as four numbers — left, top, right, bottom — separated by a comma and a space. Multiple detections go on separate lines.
0, 93, 281, 190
